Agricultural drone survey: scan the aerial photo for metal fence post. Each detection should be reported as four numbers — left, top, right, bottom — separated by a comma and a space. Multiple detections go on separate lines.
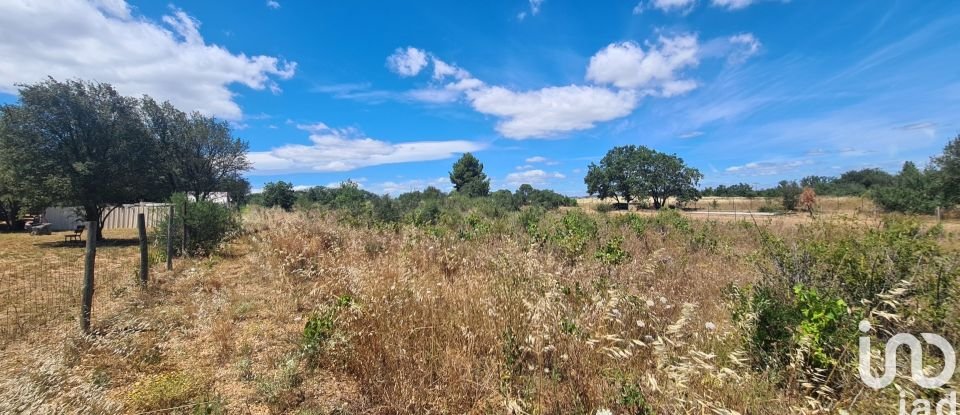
138, 213, 148, 287
166, 204, 174, 270
81, 220, 96, 333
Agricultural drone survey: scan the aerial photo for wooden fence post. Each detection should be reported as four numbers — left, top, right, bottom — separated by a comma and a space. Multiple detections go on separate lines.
181, 199, 189, 257
81, 220, 96, 333
166, 205, 174, 270
138, 213, 148, 287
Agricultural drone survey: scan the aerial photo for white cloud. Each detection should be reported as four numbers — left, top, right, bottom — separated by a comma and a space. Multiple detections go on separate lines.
386, 47, 429, 77
678, 131, 704, 138
635, 0, 697, 14
0, 1, 296, 120
466, 85, 637, 139
505, 169, 566, 186
895, 121, 938, 138
266, 0, 280, 9
710, 0, 756, 10
249, 123, 486, 174
586, 35, 699, 94
725, 159, 813, 176
727, 33, 762, 63
525, 156, 548, 163
432, 57, 470, 80
518, 0, 545, 20
372, 177, 451, 195
389, 32, 754, 139
92, 0, 132, 19
529, 0, 545, 14
406, 88, 461, 104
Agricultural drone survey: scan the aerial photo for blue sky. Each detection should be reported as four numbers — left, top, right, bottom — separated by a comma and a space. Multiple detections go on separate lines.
1, 0, 958, 195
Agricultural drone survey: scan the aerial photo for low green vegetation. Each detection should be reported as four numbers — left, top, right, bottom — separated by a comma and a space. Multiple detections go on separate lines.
154, 193, 240, 256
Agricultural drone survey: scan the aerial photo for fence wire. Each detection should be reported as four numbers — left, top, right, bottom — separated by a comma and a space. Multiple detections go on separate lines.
0, 245, 146, 344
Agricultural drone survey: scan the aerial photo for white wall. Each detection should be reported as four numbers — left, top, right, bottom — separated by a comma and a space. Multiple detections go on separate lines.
43, 203, 171, 231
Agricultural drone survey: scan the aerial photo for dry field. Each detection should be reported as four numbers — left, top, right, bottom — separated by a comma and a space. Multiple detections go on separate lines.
0, 207, 957, 414
0, 229, 144, 343
576, 195, 877, 215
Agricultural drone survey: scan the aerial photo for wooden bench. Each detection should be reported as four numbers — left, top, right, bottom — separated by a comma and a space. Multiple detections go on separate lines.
64, 225, 85, 243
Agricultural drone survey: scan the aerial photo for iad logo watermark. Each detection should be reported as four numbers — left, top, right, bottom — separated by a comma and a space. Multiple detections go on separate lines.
859, 320, 957, 414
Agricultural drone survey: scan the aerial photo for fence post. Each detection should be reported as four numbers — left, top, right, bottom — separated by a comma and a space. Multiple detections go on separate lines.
81, 220, 96, 333
181, 199, 189, 257
138, 213, 148, 287
166, 205, 174, 270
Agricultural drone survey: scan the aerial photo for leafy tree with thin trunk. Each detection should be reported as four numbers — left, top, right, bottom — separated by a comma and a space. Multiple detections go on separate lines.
0, 79, 162, 240
262, 181, 296, 211
778, 180, 802, 211
932, 134, 960, 207
449, 152, 490, 197
140, 97, 250, 201
585, 145, 702, 209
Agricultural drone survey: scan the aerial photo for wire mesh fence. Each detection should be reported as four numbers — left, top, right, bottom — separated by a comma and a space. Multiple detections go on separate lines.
0, 232, 172, 345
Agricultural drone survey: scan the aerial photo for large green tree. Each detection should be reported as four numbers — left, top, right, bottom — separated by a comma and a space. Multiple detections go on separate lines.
141, 97, 249, 201
0, 79, 163, 239
449, 152, 490, 197
870, 161, 938, 214
585, 145, 703, 209
261, 181, 296, 211
932, 134, 960, 207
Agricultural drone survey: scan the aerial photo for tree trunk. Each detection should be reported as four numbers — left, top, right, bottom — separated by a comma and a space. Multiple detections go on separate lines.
83, 205, 104, 241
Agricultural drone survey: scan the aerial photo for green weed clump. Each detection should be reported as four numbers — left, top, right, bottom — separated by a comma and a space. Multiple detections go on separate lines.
730, 216, 959, 401
124, 371, 212, 412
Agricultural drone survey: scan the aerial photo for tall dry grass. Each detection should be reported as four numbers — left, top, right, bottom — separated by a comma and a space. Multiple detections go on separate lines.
0, 207, 954, 414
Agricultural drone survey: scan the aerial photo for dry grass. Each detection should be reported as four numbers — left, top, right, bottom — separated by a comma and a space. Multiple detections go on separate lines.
0, 208, 955, 414
0, 229, 143, 343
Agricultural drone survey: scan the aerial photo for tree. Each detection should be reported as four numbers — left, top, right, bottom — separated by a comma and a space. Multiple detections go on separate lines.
141, 97, 250, 201
932, 134, 960, 207
871, 161, 938, 214
0, 158, 21, 230
515, 184, 535, 206
778, 180, 802, 211
221, 174, 251, 207
449, 153, 490, 197
799, 187, 817, 216
261, 181, 296, 211
585, 145, 702, 209
0, 79, 161, 240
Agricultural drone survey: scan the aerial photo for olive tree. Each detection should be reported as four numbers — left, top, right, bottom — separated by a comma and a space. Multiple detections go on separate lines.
585, 145, 703, 209
0, 79, 163, 240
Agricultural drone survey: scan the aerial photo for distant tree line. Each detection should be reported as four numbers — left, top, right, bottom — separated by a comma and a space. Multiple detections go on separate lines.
253, 153, 576, 224
699, 136, 960, 215
701, 168, 896, 198
0, 78, 251, 238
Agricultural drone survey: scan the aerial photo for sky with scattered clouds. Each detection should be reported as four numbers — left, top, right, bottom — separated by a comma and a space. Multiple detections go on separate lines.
0, 0, 957, 195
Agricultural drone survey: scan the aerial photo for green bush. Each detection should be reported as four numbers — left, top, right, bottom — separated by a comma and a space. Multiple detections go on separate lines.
155, 193, 239, 256
549, 210, 598, 263
731, 217, 958, 386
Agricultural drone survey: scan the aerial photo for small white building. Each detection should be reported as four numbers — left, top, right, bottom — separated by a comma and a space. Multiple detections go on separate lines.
43, 203, 171, 231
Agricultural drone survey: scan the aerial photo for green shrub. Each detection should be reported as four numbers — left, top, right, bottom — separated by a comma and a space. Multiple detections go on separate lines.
731, 216, 958, 387
594, 203, 614, 213
595, 236, 630, 268
549, 210, 598, 262
155, 193, 239, 256
302, 295, 352, 362
125, 371, 210, 412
